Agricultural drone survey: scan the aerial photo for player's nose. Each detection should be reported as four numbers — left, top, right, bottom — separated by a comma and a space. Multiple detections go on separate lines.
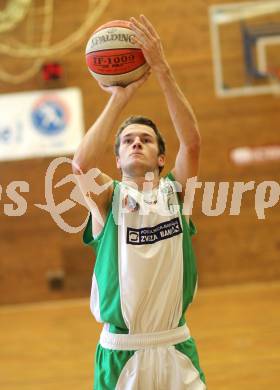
132, 137, 142, 149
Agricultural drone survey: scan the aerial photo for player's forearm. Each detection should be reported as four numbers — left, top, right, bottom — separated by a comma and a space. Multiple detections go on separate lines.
156, 65, 201, 148
72, 94, 125, 172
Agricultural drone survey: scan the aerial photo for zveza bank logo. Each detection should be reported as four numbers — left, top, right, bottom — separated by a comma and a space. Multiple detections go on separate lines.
127, 217, 182, 245
31, 96, 69, 135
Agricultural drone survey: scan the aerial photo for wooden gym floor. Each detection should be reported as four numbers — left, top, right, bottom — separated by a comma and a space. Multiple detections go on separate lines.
0, 281, 279, 390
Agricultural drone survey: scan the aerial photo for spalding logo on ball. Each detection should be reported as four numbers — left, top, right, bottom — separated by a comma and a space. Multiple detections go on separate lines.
85, 20, 149, 86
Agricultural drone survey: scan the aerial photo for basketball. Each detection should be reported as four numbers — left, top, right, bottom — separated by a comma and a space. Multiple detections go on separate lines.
85, 20, 149, 86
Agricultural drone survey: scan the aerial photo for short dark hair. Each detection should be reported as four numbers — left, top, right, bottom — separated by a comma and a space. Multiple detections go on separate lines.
114, 115, 166, 173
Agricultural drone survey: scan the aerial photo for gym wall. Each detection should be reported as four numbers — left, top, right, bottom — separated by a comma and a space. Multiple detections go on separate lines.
0, 0, 279, 304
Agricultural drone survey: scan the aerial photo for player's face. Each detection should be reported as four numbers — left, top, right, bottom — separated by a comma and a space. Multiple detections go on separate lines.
116, 124, 165, 176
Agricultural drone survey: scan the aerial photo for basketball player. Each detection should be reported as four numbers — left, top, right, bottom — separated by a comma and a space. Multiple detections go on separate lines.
72, 14, 206, 390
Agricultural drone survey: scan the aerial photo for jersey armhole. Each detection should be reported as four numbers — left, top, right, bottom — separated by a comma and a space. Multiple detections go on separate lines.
164, 171, 197, 236
82, 179, 118, 247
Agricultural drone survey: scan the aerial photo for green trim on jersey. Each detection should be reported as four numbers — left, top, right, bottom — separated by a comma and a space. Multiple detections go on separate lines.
83, 180, 128, 332
165, 172, 198, 327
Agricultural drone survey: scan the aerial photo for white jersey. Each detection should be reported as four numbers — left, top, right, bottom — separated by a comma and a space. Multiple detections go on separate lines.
117, 178, 184, 334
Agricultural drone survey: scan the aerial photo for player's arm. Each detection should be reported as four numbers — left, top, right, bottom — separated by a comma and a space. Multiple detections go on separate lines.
155, 66, 201, 198
72, 92, 124, 236
72, 72, 151, 233
130, 15, 201, 203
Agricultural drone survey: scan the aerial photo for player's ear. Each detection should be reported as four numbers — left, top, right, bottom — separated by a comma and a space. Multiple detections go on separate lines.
116, 155, 121, 169
158, 154, 165, 168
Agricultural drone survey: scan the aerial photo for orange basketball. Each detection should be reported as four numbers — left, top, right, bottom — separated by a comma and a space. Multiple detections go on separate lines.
85, 20, 149, 86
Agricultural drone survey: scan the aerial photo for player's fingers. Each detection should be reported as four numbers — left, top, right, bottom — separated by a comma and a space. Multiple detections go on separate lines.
97, 81, 115, 93
97, 81, 108, 90
139, 14, 160, 39
132, 35, 148, 50
134, 67, 151, 83
131, 69, 151, 88
130, 22, 145, 40
130, 17, 153, 40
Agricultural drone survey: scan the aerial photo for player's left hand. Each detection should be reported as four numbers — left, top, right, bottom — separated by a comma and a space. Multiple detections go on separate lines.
97, 68, 151, 103
129, 15, 169, 74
